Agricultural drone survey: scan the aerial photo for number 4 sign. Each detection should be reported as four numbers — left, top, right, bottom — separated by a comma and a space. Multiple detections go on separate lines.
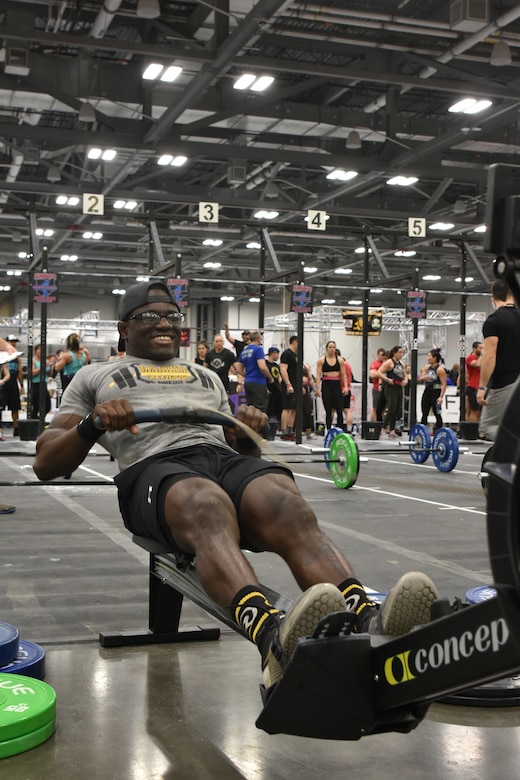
83, 193, 104, 215
408, 217, 426, 237
307, 209, 327, 230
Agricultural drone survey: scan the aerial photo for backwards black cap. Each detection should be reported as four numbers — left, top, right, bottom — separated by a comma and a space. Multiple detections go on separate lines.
118, 281, 178, 321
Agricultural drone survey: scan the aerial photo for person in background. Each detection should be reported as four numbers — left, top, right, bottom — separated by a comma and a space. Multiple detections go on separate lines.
418, 349, 447, 432
2, 335, 23, 437
465, 341, 482, 424
205, 334, 240, 394
315, 341, 349, 432
265, 347, 283, 439
279, 335, 299, 440
192, 339, 208, 366
54, 333, 91, 391
31, 344, 52, 419
369, 348, 387, 423
376, 346, 409, 439
302, 362, 316, 440
236, 331, 273, 416
478, 279, 520, 441
0, 362, 10, 440
336, 348, 354, 433
223, 323, 251, 360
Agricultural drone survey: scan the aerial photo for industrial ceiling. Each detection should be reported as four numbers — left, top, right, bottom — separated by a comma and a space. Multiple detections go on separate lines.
1, 0, 520, 309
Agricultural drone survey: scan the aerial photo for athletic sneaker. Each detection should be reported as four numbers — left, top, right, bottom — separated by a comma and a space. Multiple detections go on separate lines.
359, 571, 439, 636
0, 502, 16, 514
280, 432, 296, 441
262, 583, 346, 688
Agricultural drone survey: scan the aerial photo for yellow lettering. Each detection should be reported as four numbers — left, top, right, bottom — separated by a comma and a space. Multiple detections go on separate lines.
384, 651, 416, 685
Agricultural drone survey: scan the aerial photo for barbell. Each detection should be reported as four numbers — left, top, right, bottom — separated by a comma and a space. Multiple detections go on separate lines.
280, 424, 465, 489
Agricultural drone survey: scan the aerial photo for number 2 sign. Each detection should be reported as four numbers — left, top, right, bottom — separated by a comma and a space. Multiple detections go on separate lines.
83, 193, 104, 215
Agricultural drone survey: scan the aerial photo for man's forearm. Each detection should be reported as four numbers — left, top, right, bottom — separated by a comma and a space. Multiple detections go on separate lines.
33, 423, 96, 481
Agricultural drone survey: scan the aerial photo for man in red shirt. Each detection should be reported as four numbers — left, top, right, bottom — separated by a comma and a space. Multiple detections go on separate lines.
465, 341, 482, 423
369, 348, 387, 422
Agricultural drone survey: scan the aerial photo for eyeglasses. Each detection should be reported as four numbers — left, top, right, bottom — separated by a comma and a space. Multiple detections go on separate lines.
127, 310, 184, 325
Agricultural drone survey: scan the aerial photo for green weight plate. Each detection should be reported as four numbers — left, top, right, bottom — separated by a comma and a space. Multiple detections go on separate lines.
323, 427, 343, 471
432, 427, 459, 472
0, 673, 56, 742
408, 424, 431, 464
0, 717, 56, 759
329, 433, 359, 489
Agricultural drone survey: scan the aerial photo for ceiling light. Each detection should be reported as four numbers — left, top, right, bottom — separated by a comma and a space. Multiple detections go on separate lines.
326, 169, 358, 181
137, 0, 161, 19
161, 65, 182, 82
56, 195, 68, 205
202, 239, 223, 247
136, 275, 150, 282
490, 40, 512, 67
60, 254, 78, 262
204, 261, 222, 268
124, 201, 137, 210
68, 197, 80, 206
448, 98, 492, 114
348, 299, 362, 305
7, 270, 23, 276
143, 63, 164, 80
346, 130, 362, 150
220, 295, 235, 301
0, 285, 11, 292
334, 268, 352, 274
303, 266, 317, 273
83, 231, 103, 240
354, 246, 372, 254
394, 249, 416, 257
112, 288, 126, 295
473, 224, 487, 233
18, 252, 27, 259
423, 275, 441, 281
158, 154, 173, 165
47, 165, 61, 183
233, 74, 257, 90
321, 298, 336, 304
102, 149, 116, 161
88, 148, 102, 160
246, 242, 261, 249
249, 297, 260, 303
254, 210, 279, 219
455, 276, 474, 283
35, 228, 54, 237
250, 76, 274, 92
453, 198, 466, 214
88, 148, 116, 161
429, 222, 455, 230
370, 288, 383, 293
114, 200, 125, 209
387, 175, 418, 186
170, 155, 187, 166
78, 102, 96, 122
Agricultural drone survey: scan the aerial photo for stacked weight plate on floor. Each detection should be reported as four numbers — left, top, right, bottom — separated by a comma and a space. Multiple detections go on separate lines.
0, 622, 54, 758
439, 586, 520, 707
323, 427, 344, 471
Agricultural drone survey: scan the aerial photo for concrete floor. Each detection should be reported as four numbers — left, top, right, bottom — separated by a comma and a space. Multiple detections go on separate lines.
1, 434, 520, 779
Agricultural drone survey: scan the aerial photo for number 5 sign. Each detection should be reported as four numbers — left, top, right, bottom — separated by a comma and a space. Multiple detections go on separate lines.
408, 217, 426, 237
83, 193, 104, 215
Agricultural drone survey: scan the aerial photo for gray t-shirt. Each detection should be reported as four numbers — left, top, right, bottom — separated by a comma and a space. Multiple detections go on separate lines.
57, 355, 234, 470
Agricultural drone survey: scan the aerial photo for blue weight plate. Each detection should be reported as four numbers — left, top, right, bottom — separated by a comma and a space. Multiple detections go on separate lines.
408, 423, 431, 464
465, 586, 497, 605
0, 640, 46, 680
432, 427, 459, 472
0, 622, 19, 667
323, 427, 343, 471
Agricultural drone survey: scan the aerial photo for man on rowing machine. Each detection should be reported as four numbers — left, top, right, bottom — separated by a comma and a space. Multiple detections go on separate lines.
34, 282, 439, 687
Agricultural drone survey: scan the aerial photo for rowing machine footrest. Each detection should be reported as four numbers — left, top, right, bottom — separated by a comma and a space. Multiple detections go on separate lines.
256, 632, 429, 740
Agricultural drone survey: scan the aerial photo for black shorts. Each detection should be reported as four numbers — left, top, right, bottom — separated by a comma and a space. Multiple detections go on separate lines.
2, 375, 21, 411
466, 386, 481, 411
114, 445, 293, 552
282, 389, 296, 410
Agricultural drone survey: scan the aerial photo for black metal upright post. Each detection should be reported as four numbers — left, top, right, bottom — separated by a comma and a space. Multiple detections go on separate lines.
361, 237, 370, 422
459, 243, 467, 425
259, 234, 266, 330
37, 245, 49, 433
409, 267, 420, 429
295, 261, 304, 444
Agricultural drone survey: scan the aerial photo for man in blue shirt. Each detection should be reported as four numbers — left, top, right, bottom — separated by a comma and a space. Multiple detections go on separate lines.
237, 331, 274, 414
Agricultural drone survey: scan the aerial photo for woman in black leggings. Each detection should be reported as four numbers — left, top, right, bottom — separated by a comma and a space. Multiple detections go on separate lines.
315, 340, 348, 430
419, 348, 447, 431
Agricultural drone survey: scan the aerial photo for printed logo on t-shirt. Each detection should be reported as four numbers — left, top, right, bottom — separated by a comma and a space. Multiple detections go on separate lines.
108, 363, 217, 388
